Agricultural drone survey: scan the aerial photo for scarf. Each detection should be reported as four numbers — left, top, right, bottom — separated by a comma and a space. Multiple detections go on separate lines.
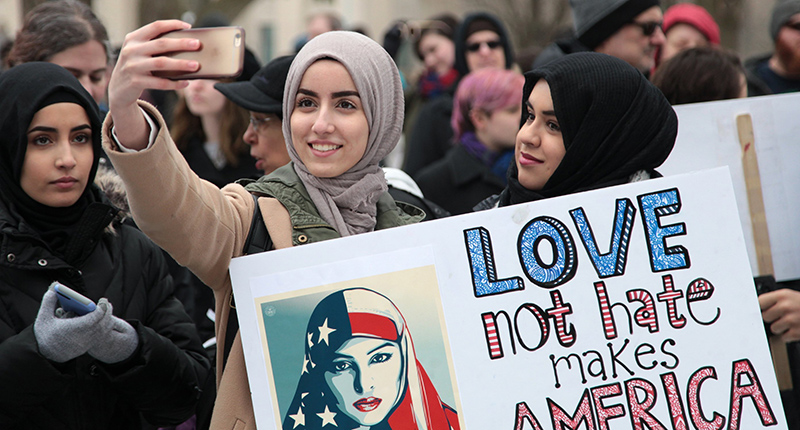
0, 62, 104, 261
460, 132, 512, 185
500, 52, 677, 206
282, 32, 404, 236
419, 68, 459, 100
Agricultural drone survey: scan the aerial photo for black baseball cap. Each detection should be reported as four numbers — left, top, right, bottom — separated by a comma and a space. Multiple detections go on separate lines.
215, 55, 295, 117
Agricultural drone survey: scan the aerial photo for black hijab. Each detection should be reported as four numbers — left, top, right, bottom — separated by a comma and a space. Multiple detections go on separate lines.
500, 52, 678, 206
0, 62, 104, 260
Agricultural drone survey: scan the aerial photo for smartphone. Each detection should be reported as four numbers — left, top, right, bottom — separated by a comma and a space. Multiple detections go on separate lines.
153, 26, 245, 80
52, 282, 96, 316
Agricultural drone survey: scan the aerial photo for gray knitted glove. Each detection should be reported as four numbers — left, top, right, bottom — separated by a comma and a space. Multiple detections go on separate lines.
34, 290, 114, 363
87, 307, 139, 364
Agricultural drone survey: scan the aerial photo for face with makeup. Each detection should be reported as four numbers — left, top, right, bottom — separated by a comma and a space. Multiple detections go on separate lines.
21, 102, 94, 207
515, 79, 566, 191
290, 59, 369, 178
324, 337, 404, 426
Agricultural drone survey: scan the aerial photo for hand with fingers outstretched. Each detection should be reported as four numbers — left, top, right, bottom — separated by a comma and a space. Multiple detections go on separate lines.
108, 19, 200, 150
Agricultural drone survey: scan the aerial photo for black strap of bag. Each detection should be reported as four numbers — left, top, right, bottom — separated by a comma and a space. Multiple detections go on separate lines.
223, 193, 273, 369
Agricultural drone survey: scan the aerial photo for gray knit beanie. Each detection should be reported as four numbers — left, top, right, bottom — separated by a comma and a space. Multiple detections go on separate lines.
570, 0, 660, 49
770, 0, 800, 41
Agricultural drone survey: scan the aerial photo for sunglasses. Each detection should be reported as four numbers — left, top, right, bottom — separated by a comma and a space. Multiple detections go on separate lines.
631, 21, 663, 37
466, 40, 502, 52
786, 22, 800, 31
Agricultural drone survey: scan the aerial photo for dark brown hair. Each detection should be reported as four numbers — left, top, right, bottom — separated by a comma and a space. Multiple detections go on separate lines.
652, 47, 745, 105
413, 14, 459, 60
170, 81, 250, 167
7, 0, 110, 67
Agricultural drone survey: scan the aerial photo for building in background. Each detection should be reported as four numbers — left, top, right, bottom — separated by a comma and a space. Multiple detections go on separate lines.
0, 0, 779, 72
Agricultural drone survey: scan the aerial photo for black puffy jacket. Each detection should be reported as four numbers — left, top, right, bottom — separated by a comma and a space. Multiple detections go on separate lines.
0, 187, 210, 430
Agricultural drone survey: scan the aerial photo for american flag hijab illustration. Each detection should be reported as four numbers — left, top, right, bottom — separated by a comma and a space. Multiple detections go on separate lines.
283, 287, 459, 430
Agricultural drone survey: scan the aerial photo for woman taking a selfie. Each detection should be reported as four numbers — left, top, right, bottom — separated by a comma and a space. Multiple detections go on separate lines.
103, 21, 422, 429
477, 52, 677, 209
0, 62, 209, 429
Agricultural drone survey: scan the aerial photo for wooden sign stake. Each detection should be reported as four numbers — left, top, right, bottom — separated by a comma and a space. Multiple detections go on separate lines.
737, 113, 792, 391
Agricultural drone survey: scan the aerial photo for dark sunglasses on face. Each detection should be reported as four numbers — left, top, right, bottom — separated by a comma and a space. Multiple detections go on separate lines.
786, 22, 800, 31
466, 40, 502, 52
631, 20, 663, 37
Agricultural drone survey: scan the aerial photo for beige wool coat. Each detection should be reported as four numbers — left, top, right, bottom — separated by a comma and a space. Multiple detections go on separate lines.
103, 102, 270, 430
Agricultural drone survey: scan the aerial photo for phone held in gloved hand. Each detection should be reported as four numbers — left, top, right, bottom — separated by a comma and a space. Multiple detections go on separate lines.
53, 282, 96, 316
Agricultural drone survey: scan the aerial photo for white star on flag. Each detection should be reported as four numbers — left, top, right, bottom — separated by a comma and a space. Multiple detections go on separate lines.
302, 355, 311, 374
317, 405, 337, 427
318, 318, 336, 345
307, 332, 314, 348
288, 406, 305, 428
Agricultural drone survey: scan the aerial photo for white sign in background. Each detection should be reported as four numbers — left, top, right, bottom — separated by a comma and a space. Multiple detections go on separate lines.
661, 93, 800, 281
231, 168, 785, 430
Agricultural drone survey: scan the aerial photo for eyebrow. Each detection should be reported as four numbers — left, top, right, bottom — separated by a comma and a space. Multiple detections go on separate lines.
368, 342, 395, 355
63, 66, 107, 75
332, 90, 359, 99
297, 88, 318, 98
28, 124, 91, 134
297, 88, 360, 99
525, 101, 556, 117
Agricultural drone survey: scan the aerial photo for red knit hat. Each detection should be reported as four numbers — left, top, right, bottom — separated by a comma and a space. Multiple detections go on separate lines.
663, 3, 720, 45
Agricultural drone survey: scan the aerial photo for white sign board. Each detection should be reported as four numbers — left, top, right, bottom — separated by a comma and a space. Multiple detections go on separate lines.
660, 93, 800, 281
231, 168, 785, 430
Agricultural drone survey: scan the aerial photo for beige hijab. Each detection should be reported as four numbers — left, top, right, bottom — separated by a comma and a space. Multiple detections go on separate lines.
282, 31, 404, 236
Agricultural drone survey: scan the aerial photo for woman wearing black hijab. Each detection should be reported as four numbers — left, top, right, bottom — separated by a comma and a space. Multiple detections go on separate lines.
478, 52, 677, 209
0, 62, 209, 429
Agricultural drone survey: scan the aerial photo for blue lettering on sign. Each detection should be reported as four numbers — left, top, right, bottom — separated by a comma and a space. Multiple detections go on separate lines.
517, 217, 577, 288
464, 227, 524, 297
638, 189, 690, 272
570, 198, 636, 279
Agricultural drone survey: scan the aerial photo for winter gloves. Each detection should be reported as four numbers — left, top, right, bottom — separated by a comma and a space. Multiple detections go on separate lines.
87, 307, 139, 363
34, 289, 139, 364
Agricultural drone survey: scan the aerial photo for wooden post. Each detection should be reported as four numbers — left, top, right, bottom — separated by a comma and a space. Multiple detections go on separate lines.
737, 113, 792, 391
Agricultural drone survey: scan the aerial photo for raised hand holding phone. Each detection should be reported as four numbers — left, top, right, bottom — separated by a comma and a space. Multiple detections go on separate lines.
108, 20, 200, 151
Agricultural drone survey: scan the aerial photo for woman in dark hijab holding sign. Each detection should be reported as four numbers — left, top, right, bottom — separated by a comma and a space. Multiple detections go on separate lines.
0, 62, 209, 429
477, 52, 678, 209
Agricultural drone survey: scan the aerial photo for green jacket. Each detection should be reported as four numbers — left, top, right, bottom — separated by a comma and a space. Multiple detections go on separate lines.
239, 164, 424, 246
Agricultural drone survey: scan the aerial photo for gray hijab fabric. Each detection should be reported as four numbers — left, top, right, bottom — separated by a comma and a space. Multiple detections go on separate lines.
282, 31, 404, 236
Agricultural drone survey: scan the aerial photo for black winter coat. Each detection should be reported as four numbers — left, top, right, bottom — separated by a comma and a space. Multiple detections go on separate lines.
0, 188, 210, 430
414, 145, 506, 215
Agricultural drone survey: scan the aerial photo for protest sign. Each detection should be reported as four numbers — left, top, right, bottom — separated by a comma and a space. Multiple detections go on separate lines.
231, 168, 785, 430
660, 93, 800, 281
